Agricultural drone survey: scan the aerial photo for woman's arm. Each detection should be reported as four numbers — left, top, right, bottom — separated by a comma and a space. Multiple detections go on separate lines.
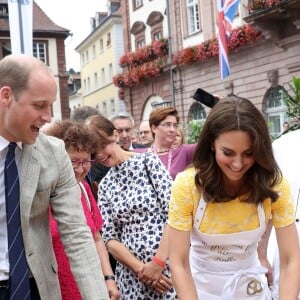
140, 224, 173, 287
275, 223, 300, 299
94, 232, 120, 300
107, 239, 144, 276
169, 226, 198, 299
107, 238, 171, 293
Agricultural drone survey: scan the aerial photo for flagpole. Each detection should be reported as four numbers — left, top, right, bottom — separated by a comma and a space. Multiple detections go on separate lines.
166, 0, 175, 107
9, 0, 32, 55
17, 0, 24, 53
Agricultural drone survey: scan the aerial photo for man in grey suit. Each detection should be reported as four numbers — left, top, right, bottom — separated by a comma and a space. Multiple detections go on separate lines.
0, 54, 109, 299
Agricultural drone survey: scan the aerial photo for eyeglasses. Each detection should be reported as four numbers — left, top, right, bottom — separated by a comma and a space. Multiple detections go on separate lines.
71, 159, 95, 168
139, 130, 150, 135
116, 128, 132, 134
159, 122, 178, 129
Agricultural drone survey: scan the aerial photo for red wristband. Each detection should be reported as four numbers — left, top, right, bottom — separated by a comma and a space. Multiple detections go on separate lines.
152, 256, 166, 268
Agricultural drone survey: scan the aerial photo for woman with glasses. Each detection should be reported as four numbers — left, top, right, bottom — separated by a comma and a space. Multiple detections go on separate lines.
44, 120, 120, 300
86, 114, 177, 299
136, 107, 196, 179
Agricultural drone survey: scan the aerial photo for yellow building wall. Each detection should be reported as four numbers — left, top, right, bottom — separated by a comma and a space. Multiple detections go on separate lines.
80, 24, 120, 117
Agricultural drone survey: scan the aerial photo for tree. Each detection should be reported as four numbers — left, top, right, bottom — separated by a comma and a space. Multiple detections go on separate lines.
187, 120, 204, 144
282, 76, 300, 121
276, 76, 300, 138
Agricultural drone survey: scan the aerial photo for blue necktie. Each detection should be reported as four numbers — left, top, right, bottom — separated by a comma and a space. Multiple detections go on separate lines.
5, 142, 30, 300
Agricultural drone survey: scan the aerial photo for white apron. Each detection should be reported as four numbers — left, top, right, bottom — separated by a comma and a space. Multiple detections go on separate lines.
190, 196, 272, 299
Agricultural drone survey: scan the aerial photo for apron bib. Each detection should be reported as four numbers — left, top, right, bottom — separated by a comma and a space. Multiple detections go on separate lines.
190, 196, 272, 300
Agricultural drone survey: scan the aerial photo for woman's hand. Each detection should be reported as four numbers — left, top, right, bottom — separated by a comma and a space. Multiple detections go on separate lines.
138, 260, 163, 283
151, 274, 173, 294
105, 279, 121, 300
259, 256, 273, 287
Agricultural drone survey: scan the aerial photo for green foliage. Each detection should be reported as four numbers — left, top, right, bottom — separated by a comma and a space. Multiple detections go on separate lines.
187, 120, 204, 144
282, 76, 300, 119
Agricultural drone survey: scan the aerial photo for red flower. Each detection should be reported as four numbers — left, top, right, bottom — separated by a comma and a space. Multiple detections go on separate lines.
118, 39, 168, 67
249, 0, 281, 13
113, 25, 264, 87
173, 25, 264, 66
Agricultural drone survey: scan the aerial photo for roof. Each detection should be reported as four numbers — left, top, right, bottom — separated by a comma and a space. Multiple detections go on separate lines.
0, 0, 69, 36
75, 10, 122, 50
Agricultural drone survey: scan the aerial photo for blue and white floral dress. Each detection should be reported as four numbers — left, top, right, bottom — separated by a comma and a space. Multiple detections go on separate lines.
98, 152, 177, 299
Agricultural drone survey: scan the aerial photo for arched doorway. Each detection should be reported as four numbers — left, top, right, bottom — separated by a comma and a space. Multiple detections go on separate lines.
142, 95, 165, 120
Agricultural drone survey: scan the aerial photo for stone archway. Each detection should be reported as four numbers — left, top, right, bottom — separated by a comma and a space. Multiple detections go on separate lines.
141, 95, 164, 120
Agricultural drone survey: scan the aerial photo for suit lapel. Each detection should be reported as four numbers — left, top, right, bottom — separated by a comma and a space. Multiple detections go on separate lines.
20, 144, 40, 221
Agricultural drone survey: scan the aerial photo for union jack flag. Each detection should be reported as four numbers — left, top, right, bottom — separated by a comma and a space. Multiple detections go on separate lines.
217, 0, 241, 80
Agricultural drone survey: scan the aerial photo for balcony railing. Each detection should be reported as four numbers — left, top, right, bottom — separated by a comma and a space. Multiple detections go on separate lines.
244, 0, 300, 40
151, 101, 172, 109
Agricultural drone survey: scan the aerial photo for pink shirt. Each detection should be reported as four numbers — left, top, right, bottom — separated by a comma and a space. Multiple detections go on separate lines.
135, 144, 196, 179
50, 181, 103, 300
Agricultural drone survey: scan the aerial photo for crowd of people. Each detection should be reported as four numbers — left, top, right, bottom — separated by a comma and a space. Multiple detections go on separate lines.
0, 53, 299, 300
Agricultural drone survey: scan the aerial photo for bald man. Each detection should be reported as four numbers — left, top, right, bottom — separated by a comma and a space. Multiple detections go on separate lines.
139, 120, 153, 146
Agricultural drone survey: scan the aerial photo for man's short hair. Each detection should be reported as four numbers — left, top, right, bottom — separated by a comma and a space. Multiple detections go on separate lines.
71, 106, 101, 121
109, 111, 135, 126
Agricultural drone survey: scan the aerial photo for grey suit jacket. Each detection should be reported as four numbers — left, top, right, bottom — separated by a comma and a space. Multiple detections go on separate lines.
20, 133, 109, 300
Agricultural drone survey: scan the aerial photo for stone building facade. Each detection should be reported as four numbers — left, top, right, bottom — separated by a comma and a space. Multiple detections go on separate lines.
0, 0, 70, 119
118, 0, 300, 137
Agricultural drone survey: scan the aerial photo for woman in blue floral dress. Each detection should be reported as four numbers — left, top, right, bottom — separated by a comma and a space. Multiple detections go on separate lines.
87, 114, 177, 300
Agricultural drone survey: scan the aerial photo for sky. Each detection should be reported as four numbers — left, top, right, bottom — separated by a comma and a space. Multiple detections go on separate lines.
34, 0, 108, 71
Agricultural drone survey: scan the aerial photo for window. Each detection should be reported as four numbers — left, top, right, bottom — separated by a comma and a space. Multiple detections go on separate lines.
102, 101, 107, 116
87, 77, 90, 93
1, 40, 11, 58
94, 72, 98, 89
131, 21, 146, 51
136, 39, 145, 49
107, 32, 111, 47
85, 50, 89, 63
100, 39, 104, 52
101, 68, 105, 86
81, 53, 85, 65
264, 86, 287, 138
147, 11, 164, 43
83, 79, 87, 94
109, 63, 113, 82
33, 42, 47, 64
0, 4, 8, 18
153, 31, 162, 41
187, 0, 200, 34
92, 44, 96, 58
133, 0, 143, 10
110, 98, 115, 113
190, 102, 206, 120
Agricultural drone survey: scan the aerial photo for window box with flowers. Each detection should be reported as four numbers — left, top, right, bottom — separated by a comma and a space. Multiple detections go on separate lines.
119, 39, 168, 67
113, 39, 169, 88
248, 0, 284, 14
173, 25, 264, 67
113, 26, 264, 88
113, 57, 167, 88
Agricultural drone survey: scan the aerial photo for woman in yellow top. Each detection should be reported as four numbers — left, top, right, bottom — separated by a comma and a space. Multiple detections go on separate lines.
168, 97, 300, 299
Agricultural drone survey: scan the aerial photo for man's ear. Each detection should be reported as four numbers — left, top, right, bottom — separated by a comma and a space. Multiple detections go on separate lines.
113, 129, 120, 143
0, 86, 13, 107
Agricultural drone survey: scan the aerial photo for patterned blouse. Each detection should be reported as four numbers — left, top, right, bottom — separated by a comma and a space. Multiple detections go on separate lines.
98, 152, 177, 299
